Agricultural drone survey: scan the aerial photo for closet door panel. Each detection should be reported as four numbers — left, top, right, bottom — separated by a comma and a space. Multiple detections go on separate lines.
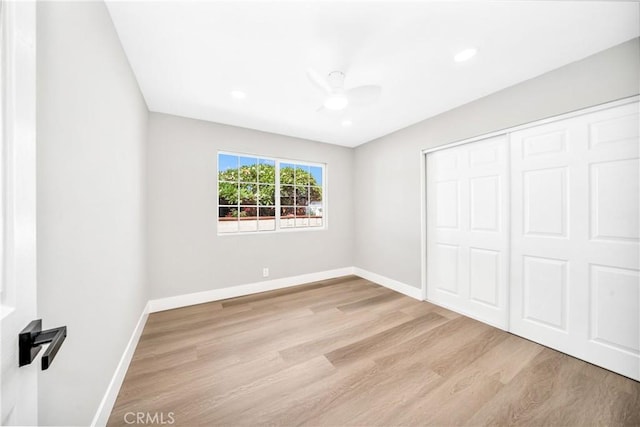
469, 248, 501, 307
522, 167, 567, 238
522, 255, 568, 331
589, 265, 639, 355
428, 147, 465, 302
589, 159, 639, 243
583, 102, 639, 380
510, 118, 577, 352
510, 101, 639, 380
427, 135, 509, 329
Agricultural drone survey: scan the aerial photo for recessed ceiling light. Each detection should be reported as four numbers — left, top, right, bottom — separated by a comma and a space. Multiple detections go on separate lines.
324, 94, 348, 110
454, 48, 477, 63
342, 120, 352, 127
231, 90, 246, 99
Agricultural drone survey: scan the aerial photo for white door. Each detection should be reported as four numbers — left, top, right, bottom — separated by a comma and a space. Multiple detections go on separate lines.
0, 1, 38, 425
426, 135, 510, 329
510, 101, 640, 380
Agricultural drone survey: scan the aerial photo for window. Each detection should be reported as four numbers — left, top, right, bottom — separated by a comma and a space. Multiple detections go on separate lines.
218, 152, 325, 234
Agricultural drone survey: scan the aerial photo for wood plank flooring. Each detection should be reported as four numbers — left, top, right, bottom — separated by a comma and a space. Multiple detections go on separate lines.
107, 276, 640, 426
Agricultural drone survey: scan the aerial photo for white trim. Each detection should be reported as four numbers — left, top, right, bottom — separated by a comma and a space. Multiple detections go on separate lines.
90, 302, 150, 427
148, 267, 353, 312
146, 266, 425, 313
419, 150, 428, 302
1, 2, 38, 425
420, 95, 640, 155
216, 224, 327, 237
353, 267, 422, 301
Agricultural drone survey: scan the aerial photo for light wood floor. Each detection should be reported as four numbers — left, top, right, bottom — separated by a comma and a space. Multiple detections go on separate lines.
108, 276, 640, 426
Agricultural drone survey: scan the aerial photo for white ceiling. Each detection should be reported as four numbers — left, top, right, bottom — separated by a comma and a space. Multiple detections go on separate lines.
105, 1, 639, 147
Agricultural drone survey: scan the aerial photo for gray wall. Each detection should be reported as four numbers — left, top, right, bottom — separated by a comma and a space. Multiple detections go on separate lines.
354, 37, 640, 289
36, 2, 148, 425
147, 113, 354, 299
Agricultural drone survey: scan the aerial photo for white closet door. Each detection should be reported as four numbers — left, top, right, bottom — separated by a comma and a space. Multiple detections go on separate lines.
427, 135, 509, 329
510, 102, 639, 380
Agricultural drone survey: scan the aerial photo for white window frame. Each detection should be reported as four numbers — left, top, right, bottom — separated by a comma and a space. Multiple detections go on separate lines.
217, 151, 327, 235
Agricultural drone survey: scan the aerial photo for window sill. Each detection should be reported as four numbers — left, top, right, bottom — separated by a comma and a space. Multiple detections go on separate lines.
217, 225, 327, 237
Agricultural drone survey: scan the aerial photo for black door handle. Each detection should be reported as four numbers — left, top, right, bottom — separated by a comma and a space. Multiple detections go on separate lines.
19, 319, 67, 370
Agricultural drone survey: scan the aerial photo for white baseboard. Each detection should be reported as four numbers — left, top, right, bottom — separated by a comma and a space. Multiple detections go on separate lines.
90, 302, 150, 427
353, 267, 422, 301
147, 267, 354, 313
146, 266, 422, 313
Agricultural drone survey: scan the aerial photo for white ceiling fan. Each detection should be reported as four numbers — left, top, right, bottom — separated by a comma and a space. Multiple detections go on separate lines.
307, 69, 381, 112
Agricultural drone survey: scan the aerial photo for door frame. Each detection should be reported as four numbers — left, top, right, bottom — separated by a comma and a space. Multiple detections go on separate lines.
0, 0, 38, 425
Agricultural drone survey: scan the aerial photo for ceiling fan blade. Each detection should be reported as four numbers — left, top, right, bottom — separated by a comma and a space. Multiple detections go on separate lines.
306, 68, 332, 94
346, 85, 381, 106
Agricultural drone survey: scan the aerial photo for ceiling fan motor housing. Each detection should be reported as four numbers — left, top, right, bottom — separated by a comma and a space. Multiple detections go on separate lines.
327, 71, 346, 90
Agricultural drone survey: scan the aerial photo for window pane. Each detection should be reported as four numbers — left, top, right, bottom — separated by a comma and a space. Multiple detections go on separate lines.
310, 186, 322, 203
259, 206, 275, 218
295, 217, 309, 227
219, 206, 237, 219
239, 183, 257, 204
239, 157, 258, 183
280, 185, 294, 205
218, 181, 239, 205
258, 184, 275, 205
258, 159, 275, 184
309, 217, 323, 227
295, 186, 309, 206
280, 218, 295, 228
258, 218, 275, 231
281, 206, 295, 217
280, 185, 294, 197
219, 154, 239, 171
309, 202, 323, 217
218, 154, 239, 181
239, 206, 257, 218
309, 166, 323, 187
280, 163, 295, 184
295, 165, 310, 185
239, 219, 258, 232
280, 206, 295, 228
219, 221, 239, 233
258, 206, 276, 231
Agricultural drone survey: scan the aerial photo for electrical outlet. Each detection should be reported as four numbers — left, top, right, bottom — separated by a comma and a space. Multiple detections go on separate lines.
262, 267, 269, 278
